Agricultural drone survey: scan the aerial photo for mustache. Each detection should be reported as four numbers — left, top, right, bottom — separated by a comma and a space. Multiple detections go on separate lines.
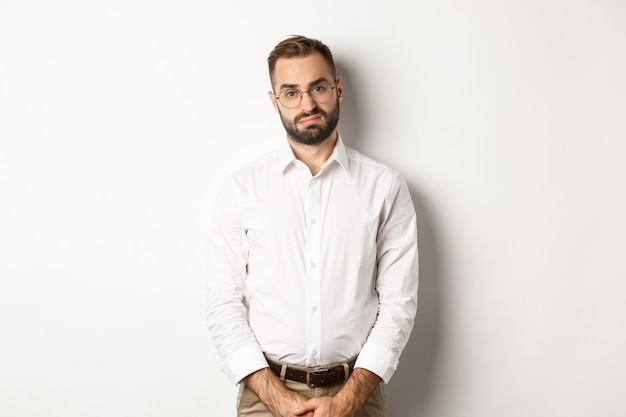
295, 109, 327, 123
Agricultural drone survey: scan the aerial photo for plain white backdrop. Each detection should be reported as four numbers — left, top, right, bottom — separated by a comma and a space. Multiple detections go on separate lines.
1, 1, 625, 416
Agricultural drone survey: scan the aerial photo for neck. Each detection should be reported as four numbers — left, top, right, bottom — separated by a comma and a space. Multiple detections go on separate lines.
288, 131, 338, 176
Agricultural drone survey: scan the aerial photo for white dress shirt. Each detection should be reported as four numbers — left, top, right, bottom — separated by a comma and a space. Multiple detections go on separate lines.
206, 135, 418, 385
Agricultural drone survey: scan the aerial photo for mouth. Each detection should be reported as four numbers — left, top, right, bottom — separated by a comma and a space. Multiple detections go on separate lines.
297, 114, 323, 127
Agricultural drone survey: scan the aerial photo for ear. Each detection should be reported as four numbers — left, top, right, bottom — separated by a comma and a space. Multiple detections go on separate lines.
335, 76, 344, 103
268, 90, 280, 113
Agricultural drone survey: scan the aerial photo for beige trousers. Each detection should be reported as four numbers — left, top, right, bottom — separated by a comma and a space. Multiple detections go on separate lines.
236, 379, 386, 417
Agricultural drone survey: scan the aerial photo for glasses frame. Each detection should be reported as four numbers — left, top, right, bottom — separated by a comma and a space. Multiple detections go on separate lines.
274, 82, 337, 109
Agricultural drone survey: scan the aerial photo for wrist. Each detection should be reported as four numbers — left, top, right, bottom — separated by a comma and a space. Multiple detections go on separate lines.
335, 368, 382, 413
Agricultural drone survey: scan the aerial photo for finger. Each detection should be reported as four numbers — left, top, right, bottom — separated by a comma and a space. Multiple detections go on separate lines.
292, 398, 317, 415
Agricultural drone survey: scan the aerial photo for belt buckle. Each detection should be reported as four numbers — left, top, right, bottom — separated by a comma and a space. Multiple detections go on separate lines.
306, 368, 330, 388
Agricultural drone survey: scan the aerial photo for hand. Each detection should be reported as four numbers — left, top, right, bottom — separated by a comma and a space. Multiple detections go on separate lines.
292, 395, 353, 417
293, 368, 382, 417
266, 389, 314, 417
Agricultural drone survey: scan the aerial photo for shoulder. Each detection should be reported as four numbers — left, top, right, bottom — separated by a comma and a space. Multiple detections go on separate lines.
345, 145, 405, 184
228, 148, 281, 183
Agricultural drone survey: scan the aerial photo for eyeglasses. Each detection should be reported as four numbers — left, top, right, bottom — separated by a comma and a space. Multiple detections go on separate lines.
275, 82, 336, 109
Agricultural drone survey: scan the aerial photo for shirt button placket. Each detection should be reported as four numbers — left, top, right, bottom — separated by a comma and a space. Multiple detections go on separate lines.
306, 176, 322, 365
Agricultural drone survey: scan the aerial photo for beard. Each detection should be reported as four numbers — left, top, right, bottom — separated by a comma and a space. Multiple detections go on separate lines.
279, 100, 340, 145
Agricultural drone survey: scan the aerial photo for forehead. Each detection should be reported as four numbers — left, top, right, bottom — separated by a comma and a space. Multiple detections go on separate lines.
273, 52, 334, 89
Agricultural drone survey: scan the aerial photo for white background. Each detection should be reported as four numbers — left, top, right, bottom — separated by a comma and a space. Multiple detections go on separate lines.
1, 1, 625, 416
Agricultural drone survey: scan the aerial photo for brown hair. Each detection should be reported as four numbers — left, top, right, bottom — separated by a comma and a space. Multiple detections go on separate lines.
267, 35, 336, 88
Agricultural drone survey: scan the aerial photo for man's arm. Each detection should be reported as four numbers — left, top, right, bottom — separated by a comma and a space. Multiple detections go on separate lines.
291, 368, 381, 417
354, 172, 419, 382
244, 368, 314, 417
206, 178, 268, 384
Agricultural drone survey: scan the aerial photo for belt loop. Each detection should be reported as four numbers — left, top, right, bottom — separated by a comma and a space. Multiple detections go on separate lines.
279, 362, 287, 383
343, 362, 350, 381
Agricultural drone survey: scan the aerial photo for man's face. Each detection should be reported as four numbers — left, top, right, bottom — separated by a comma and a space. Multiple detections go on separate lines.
270, 53, 343, 145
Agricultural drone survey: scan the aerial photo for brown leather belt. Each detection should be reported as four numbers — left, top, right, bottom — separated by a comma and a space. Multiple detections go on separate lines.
266, 357, 356, 388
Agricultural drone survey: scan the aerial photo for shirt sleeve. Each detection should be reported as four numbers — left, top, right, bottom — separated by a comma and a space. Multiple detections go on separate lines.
205, 176, 268, 384
354, 172, 419, 383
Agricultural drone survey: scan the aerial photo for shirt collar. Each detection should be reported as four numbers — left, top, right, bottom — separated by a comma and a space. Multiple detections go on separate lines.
277, 133, 351, 174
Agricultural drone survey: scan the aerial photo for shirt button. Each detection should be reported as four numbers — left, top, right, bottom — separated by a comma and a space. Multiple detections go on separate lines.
312, 350, 318, 356
311, 262, 316, 268
311, 306, 317, 312
310, 219, 317, 225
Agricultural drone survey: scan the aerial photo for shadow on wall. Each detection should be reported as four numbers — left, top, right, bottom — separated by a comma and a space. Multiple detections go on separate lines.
335, 59, 443, 417
335, 61, 362, 147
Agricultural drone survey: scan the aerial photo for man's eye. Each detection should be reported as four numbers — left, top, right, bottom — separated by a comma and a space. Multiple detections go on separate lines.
313, 85, 326, 93
283, 90, 298, 98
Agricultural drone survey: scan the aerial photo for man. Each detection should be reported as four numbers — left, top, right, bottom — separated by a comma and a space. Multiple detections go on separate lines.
206, 35, 419, 417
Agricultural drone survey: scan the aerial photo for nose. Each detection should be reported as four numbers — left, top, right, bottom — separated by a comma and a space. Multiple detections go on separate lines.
299, 91, 317, 111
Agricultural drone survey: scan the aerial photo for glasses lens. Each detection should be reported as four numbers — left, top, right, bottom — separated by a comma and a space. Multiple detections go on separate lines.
279, 89, 300, 109
278, 83, 335, 109
311, 83, 333, 103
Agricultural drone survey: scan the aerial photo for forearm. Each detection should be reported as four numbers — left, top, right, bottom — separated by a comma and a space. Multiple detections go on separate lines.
333, 368, 382, 414
244, 368, 312, 416
244, 367, 287, 405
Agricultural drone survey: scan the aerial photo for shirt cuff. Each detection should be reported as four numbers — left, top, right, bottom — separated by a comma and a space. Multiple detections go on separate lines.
223, 344, 269, 385
354, 342, 398, 384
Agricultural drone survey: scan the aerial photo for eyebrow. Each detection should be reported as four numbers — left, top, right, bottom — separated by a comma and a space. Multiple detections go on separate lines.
278, 77, 332, 91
